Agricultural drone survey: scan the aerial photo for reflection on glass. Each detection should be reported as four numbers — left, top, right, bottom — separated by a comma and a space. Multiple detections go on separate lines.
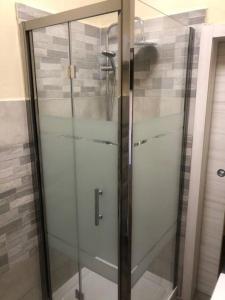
132, 0, 189, 299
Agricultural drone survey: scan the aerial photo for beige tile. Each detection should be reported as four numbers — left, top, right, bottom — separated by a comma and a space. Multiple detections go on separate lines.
0, 101, 29, 146
0, 252, 41, 300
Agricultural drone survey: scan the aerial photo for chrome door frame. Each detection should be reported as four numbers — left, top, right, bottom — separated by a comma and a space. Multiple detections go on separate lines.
24, 0, 122, 31
20, 26, 52, 300
118, 1, 134, 299
20, 0, 134, 299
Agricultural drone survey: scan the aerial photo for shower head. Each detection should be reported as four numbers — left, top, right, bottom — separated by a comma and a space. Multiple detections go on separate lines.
102, 50, 116, 58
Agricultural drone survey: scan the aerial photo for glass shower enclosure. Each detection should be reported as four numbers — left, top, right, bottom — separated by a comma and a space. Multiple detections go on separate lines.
20, 0, 192, 299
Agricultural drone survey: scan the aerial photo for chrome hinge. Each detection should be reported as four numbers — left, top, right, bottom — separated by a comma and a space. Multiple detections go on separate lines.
75, 289, 84, 300
68, 65, 76, 79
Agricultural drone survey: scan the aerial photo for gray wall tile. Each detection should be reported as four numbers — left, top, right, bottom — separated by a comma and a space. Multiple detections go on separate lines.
0, 101, 29, 146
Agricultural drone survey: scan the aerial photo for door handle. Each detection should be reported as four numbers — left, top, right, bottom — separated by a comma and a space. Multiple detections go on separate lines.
95, 188, 103, 226
217, 169, 225, 177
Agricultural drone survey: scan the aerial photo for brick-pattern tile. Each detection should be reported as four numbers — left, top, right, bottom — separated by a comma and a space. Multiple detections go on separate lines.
0, 144, 38, 274
15, 3, 49, 22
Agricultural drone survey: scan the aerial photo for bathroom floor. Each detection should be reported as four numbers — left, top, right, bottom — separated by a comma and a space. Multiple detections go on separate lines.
53, 267, 173, 300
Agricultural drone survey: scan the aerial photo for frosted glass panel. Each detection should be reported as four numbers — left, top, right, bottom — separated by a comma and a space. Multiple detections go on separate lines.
40, 119, 77, 257
74, 121, 118, 268
72, 120, 118, 285
132, 116, 183, 269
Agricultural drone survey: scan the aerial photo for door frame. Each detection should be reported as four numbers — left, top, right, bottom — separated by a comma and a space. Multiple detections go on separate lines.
182, 24, 225, 300
19, 0, 134, 299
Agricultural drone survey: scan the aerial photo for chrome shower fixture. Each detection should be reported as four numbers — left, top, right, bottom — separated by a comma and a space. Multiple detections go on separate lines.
101, 16, 157, 54
101, 50, 116, 72
101, 50, 116, 57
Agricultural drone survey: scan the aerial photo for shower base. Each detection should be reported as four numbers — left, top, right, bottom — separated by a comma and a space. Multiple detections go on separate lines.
53, 267, 173, 300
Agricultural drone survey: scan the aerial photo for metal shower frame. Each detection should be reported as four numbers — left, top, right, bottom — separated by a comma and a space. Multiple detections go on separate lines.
19, 0, 192, 299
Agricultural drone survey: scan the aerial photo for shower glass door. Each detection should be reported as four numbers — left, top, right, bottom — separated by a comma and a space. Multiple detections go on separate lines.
31, 9, 120, 300
32, 23, 80, 297
132, 1, 190, 299
27, 1, 190, 299
69, 12, 119, 299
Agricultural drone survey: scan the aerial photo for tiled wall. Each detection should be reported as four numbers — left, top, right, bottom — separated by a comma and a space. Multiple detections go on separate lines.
32, 19, 108, 120
133, 22, 188, 121
32, 23, 72, 120
0, 141, 36, 270
0, 4, 49, 300
0, 100, 42, 299
15, 2, 49, 20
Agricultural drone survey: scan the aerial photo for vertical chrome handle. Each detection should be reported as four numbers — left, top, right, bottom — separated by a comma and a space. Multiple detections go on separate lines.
95, 188, 103, 226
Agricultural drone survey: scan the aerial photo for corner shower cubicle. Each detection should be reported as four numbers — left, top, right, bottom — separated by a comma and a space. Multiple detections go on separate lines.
21, 0, 192, 299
